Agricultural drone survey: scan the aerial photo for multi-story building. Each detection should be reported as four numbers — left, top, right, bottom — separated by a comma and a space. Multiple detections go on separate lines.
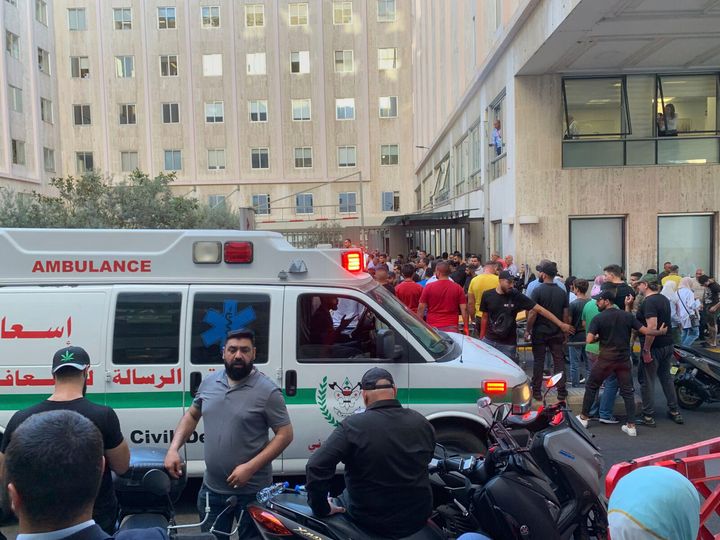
1, 0, 412, 250
412, 0, 720, 278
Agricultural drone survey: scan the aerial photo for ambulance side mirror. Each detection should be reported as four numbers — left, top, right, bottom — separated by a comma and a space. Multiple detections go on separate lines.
376, 329, 402, 360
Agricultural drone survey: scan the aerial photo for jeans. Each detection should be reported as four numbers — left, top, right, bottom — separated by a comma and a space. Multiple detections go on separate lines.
681, 326, 700, 347
197, 483, 259, 539
482, 337, 518, 363
581, 356, 635, 422
568, 345, 587, 387
531, 335, 566, 396
586, 352, 618, 419
639, 345, 679, 417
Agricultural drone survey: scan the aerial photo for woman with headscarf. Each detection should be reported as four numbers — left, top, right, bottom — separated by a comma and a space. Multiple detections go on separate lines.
608, 466, 700, 540
661, 280, 683, 345
678, 277, 701, 346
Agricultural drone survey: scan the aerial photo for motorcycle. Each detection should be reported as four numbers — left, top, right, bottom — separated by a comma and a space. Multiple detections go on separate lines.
673, 345, 720, 409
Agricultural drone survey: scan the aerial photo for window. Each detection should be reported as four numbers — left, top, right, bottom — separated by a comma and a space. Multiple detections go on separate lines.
68, 8, 87, 30
333, 1, 352, 24
337, 145, 357, 167
289, 3, 308, 25
114, 8, 132, 30
290, 51, 310, 74
164, 150, 182, 170
380, 144, 399, 165
6, 31, 19, 59
335, 98, 355, 120
43, 147, 55, 172
562, 77, 627, 138
252, 194, 270, 215
295, 193, 313, 214
9, 85, 22, 113
76, 152, 94, 173
205, 101, 224, 123
202, 54, 222, 76
251, 148, 269, 169
656, 74, 717, 135
37, 48, 50, 74
160, 55, 178, 76
378, 47, 397, 70
291, 99, 311, 121
246, 52, 266, 75
201, 6, 220, 28
73, 104, 91, 126
569, 217, 625, 279
382, 191, 400, 211
492, 220, 503, 256
158, 7, 176, 29
162, 103, 180, 123
35, 0, 47, 24
119, 104, 136, 125
379, 96, 397, 118
334, 50, 353, 73
658, 215, 714, 276
113, 292, 181, 365
11, 140, 25, 166
294, 147, 312, 168
207, 149, 226, 170
377, 0, 396, 22
71, 56, 90, 78
121, 151, 139, 172
40, 97, 52, 123
190, 293, 271, 365
249, 100, 268, 122
246, 4, 264, 27
208, 195, 225, 208
115, 56, 135, 78
339, 192, 356, 213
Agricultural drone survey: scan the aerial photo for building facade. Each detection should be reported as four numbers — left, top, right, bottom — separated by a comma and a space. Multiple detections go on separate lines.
413, 0, 720, 278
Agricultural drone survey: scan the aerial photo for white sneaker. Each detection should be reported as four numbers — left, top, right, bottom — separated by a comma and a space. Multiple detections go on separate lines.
622, 424, 637, 437
576, 415, 589, 428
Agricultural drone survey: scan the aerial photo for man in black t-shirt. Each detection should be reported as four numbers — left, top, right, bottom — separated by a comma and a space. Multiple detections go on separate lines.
603, 264, 636, 311
635, 274, 684, 427
0, 347, 130, 534
577, 290, 668, 437
698, 275, 720, 347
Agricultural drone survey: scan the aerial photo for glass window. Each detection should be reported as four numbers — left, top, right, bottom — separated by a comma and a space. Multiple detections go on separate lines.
208, 195, 225, 208
339, 192, 356, 213
657, 74, 718, 135
295, 193, 313, 214
294, 147, 313, 168
290, 51, 310, 74
68, 8, 87, 30
76, 151, 94, 173
160, 55, 178, 77
119, 104, 136, 125
289, 3, 308, 25
333, 1, 352, 24
164, 150, 182, 170
205, 101, 224, 123
252, 194, 270, 215
626, 75, 654, 138
382, 191, 400, 212
36, 0, 47, 25
292, 99, 311, 121
246, 52, 266, 75
121, 151, 138, 172
115, 56, 135, 78
201, 6, 220, 28
380, 144, 399, 165
6, 31, 20, 59
9, 85, 22, 112
113, 292, 181, 365
113, 8, 132, 30
73, 104, 91, 125
162, 103, 179, 123
71, 56, 90, 78
190, 293, 271, 365
246, 4, 264, 27
569, 217, 625, 279
207, 149, 226, 170
43, 147, 55, 172
658, 215, 714, 276
37, 47, 50, 74
379, 96, 397, 118
40, 97, 52, 123
336, 98, 355, 120
158, 7, 176, 29
492, 220, 502, 256
334, 50, 353, 73
11, 140, 25, 166
249, 100, 268, 122
377, 0, 396, 22
338, 146, 357, 167
202, 54, 222, 76
251, 148, 269, 169
563, 77, 628, 138
378, 47, 398, 70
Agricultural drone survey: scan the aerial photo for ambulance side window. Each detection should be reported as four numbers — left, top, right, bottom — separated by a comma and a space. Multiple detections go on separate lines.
113, 292, 181, 365
190, 293, 271, 365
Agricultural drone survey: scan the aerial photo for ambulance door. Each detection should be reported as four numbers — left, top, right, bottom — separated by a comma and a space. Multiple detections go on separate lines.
281, 287, 411, 472
106, 286, 188, 452
184, 286, 284, 474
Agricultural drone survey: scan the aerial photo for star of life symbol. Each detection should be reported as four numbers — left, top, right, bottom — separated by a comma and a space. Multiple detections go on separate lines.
60, 351, 74, 362
316, 376, 362, 427
201, 300, 256, 348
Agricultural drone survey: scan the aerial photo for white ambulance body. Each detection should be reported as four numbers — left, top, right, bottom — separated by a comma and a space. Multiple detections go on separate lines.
0, 229, 531, 476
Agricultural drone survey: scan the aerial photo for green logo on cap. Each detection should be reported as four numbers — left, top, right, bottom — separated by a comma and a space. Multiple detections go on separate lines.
60, 351, 74, 363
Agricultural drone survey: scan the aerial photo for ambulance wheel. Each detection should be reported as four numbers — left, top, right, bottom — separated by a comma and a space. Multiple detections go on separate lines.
435, 426, 487, 456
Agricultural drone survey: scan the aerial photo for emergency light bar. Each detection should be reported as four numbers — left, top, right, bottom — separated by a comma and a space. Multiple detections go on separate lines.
341, 250, 364, 273
482, 380, 507, 394
192, 241, 253, 264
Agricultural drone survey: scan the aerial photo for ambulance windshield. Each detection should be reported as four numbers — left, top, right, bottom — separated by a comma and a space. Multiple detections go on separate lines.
368, 285, 451, 359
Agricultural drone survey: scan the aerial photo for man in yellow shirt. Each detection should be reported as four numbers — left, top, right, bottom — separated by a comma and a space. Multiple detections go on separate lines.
661, 265, 681, 288
468, 261, 500, 337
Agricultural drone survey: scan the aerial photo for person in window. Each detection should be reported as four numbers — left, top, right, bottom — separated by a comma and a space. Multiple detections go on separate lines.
491, 119, 503, 155
657, 104, 678, 136
373, 267, 396, 296
309, 295, 355, 346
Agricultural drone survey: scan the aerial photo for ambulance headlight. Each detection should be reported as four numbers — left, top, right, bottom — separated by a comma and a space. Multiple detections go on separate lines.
193, 241, 222, 264
512, 382, 532, 414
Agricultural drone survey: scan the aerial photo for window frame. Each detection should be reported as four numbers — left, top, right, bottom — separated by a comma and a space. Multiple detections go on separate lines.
290, 50, 310, 74
202, 53, 223, 77
70, 56, 90, 78
568, 216, 626, 279
9, 85, 22, 113
380, 144, 399, 165
337, 145, 357, 168
6, 31, 20, 59
40, 97, 53, 123
204, 100, 225, 123
119, 103, 137, 125
76, 151, 94, 173
381, 191, 400, 212
68, 7, 87, 30
207, 148, 226, 170
37, 47, 51, 74
657, 213, 715, 276
562, 76, 631, 139
656, 74, 719, 135
252, 193, 271, 215
113, 7, 132, 30
245, 4, 265, 27
295, 193, 314, 214
291, 98, 312, 121
115, 55, 135, 78
158, 6, 177, 29
379, 96, 398, 118
201, 5, 221, 28
335, 98, 355, 120
294, 147, 313, 169
162, 102, 180, 124
73, 104, 92, 126
334, 50, 354, 73
288, 3, 309, 26
333, 1, 352, 25
160, 54, 179, 77
11, 139, 26, 166
35, 0, 48, 25
246, 52, 267, 75
251, 148, 270, 170
377, 0, 396, 22
338, 191, 357, 213
120, 151, 139, 172
43, 147, 55, 172
249, 100, 268, 122
164, 149, 182, 171
378, 47, 398, 70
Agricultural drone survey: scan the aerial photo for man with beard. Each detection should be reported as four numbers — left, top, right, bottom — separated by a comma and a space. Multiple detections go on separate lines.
165, 329, 293, 539
0, 346, 130, 534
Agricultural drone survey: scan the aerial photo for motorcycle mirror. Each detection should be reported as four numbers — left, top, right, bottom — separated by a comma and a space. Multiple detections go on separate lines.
225, 496, 238, 507
142, 469, 171, 497
546, 372, 563, 389
493, 403, 511, 423
477, 397, 492, 410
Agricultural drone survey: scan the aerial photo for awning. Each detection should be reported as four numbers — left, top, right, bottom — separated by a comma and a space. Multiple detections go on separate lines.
381, 209, 471, 227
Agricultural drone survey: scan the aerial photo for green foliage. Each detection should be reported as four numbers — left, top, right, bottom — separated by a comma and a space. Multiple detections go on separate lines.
0, 171, 241, 229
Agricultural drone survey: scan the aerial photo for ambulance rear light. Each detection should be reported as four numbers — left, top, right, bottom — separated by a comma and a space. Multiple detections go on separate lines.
192, 241, 222, 264
341, 250, 364, 273
483, 380, 507, 395
224, 242, 254, 264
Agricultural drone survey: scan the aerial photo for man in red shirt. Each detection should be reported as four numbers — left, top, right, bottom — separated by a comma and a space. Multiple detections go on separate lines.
396, 264, 423, 311
417, 262, 469, 334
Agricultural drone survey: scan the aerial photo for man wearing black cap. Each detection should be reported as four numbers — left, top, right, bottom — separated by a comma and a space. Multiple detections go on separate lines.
305, 367, 436, 538
0, 347, 130, 534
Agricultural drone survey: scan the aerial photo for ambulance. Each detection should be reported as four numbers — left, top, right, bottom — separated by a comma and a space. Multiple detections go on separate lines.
0, 229, 531, 475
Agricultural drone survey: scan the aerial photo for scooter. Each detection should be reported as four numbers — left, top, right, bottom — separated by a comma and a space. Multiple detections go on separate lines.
673, 345, 720, 409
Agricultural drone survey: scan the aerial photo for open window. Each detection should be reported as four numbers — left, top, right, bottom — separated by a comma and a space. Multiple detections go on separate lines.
656, 74, 718, 136
562, 77, 630, 139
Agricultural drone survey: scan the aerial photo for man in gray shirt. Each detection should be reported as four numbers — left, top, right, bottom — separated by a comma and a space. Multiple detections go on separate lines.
165, 329, 293, 538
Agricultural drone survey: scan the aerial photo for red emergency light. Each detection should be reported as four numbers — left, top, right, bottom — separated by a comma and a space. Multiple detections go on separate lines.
341, 250, 364, 273
224, 242, 254, 264
483, 380, 508, 395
